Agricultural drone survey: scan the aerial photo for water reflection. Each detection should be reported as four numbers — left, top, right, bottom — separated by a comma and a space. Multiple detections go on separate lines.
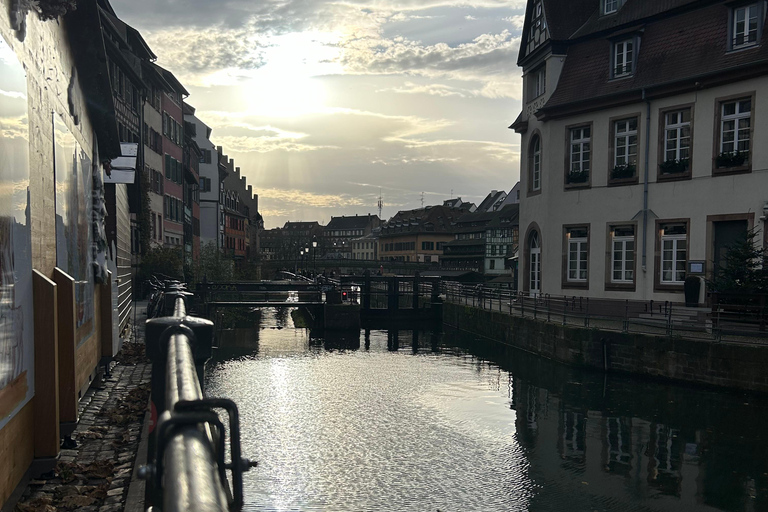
445, 332, 768, 512
206, 308, 768, 511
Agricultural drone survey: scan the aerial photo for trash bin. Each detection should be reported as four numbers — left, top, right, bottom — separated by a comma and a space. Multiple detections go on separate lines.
684, 276, 701, 307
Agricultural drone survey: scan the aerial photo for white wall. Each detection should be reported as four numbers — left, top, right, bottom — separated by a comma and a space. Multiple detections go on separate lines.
186, 113, 219, 247
519, 76, 768, 301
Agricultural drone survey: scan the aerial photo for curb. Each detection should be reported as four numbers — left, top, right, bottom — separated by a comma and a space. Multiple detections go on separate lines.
124, 399, 152, 512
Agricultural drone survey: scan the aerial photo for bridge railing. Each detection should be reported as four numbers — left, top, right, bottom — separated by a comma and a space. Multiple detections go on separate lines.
144, 284, 256, 511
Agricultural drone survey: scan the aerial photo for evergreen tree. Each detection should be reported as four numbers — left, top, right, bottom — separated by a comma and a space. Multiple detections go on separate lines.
708, 228, 768, 294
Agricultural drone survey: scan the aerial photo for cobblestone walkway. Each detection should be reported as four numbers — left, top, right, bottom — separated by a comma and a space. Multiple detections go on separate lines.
15, 328, 151, 512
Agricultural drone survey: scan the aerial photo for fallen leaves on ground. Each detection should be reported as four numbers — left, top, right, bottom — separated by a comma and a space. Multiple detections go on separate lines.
115, 341, 149, 365
99, 383, 150, 426
55, 483, 108, 510
15, 497, 55, 512
112, 429, 132, 448
77, 430, 104, 439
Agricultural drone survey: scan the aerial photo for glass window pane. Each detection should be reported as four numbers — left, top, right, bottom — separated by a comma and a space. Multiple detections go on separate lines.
740, 99, 752, 112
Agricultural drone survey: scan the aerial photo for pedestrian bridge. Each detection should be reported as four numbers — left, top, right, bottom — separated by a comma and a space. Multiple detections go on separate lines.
194, 273, 443, 324
195, 280, 330, 314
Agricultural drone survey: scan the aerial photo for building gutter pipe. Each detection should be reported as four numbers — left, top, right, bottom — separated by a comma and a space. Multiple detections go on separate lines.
642, 88, 650, 272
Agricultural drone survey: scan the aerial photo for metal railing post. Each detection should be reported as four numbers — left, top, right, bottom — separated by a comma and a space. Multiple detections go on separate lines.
667, 303, 673, 337
563, 295, 567, 325
584, 297, 589, 327
624, 299, 629, 332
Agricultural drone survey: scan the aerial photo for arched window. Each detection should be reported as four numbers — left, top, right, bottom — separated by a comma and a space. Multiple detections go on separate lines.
530, 135, 541, 192
529, 230, 541, 296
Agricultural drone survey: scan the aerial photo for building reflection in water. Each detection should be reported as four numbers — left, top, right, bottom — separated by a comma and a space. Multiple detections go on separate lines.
444, 330, 768, 511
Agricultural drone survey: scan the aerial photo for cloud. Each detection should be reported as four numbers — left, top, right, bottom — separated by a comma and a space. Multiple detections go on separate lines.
142, 26, 268, 85
336, 30, 521, 97
503, 15, 526, 30
200, 107, 454, 152
258, 187, 368, 209
212, 135, 336, 153
385, 137, 519, 163
112, 0, 527, 32
114, 1, 523, 96
0, 89, 26, 100
378, 81, 474, 98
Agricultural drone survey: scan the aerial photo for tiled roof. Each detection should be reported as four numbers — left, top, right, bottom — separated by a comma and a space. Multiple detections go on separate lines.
380, 205, 464, 236
326, 215, 380, 230
283, 221, 320, 230
476, 191, 506, 212
543, 0, 598, 40
454, 203, 519, 228
570, 0, 698, 39
542, 2, 768, 115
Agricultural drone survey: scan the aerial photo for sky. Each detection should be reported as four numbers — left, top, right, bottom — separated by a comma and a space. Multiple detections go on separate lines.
111, 0, 527, 228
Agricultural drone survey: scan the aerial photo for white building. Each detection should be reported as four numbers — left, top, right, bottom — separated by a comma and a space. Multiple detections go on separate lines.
184, 112, 219, 248
143, 64, 168, 249
512, 0, 768, 303
352, 231, 379, 261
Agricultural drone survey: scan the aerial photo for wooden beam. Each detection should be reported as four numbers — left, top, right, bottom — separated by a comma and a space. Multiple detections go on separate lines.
32, 270, 59, 458
54, 268, 77, 424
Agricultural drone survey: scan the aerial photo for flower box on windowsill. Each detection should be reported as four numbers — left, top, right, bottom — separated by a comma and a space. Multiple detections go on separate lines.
713, 151, 750, 176
608, 164, 638, 186
715, 151, 748, 169
659, 158, 689, 174
566, 170, 589, 186
658, 158, 690, 181
611, 164, 636, 179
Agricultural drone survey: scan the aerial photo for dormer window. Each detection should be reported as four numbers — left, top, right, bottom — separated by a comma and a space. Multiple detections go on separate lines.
730, 3, 763, 50
611, 38, 637, 78
602, 0, 625, 15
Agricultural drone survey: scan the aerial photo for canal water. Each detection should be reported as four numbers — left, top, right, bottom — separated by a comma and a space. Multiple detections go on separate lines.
206, 307, 768, 512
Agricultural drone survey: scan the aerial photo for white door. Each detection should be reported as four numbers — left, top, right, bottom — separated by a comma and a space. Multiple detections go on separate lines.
529, 232, 541, 297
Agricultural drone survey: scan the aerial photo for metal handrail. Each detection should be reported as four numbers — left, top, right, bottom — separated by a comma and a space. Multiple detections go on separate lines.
144, 289, 255, 511
439, 281, 768, 343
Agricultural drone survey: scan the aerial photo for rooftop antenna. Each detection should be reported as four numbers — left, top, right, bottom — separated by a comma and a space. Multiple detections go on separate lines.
378, 189, 383, 218
421, 192, 424, 208
451, 189, 453, 199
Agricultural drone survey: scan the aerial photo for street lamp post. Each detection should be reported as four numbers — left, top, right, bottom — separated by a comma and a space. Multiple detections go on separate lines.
300, 248, 304, 275
304, 245, 310, 277
312, 236, 318, 281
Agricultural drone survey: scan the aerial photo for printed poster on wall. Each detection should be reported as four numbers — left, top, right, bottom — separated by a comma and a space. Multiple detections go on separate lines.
0, 35, 33, 427
54, 113, 94, 345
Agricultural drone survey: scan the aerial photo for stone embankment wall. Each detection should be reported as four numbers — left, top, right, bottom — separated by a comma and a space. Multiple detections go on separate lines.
443, 303, 768, 393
